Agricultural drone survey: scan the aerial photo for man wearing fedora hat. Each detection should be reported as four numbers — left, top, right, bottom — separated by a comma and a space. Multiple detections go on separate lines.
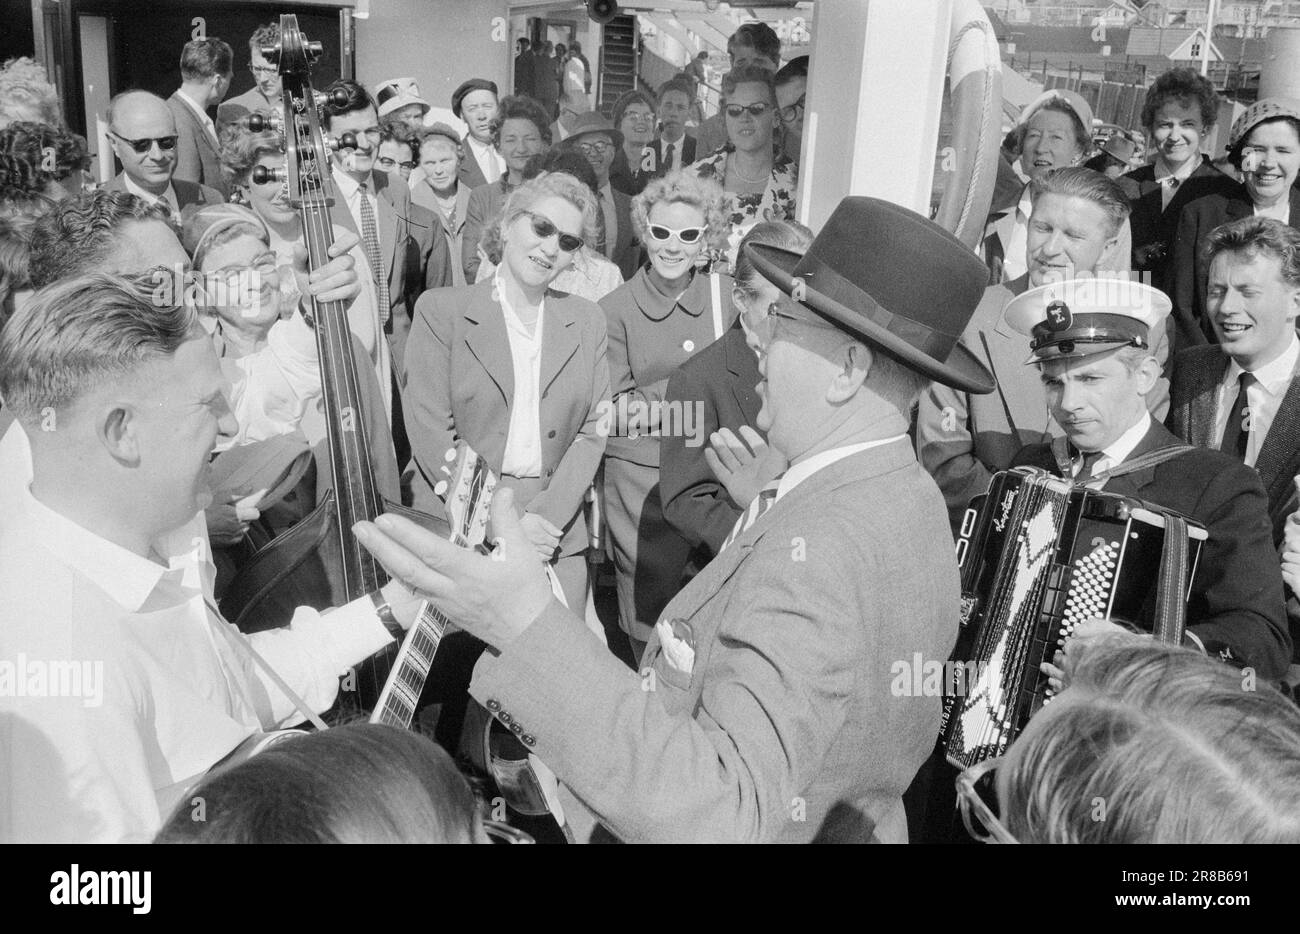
565, 112, 640, 280
1005, 278, 1290, 680
353, 198, 997, 842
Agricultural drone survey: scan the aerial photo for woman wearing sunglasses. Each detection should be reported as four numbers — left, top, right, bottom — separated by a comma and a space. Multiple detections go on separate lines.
461, 95, 552, 283
685, 65, 798, 274
404, 171, 609, 614
599, 171, 732, 659
958, 636, 1300, 844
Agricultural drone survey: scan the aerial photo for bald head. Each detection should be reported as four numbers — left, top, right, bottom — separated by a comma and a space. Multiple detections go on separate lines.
107, 91, 178, 194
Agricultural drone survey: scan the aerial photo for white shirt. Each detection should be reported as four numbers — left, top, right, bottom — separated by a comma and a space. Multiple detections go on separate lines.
776, 436, 909, 502
1254, 200, 1292, 225
1072, 411, 1152, 480
1153, 155, 1201, 212
0, 423, 393, 843
121, 173, 179, 222
1215, 332, 1300, 468
1002, 186, 1034, 282
332, 170, 381, 252
215, 310, 321, 452
464, 135, 505, 185
495, 273, 546, 478
175, 88, 218, 145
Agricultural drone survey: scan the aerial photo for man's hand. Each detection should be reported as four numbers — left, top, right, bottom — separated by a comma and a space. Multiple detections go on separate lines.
1040, 617, 1139, 692
379, 578, 426, 631
292, 231, 361, 311
353, 488, 554, 651
204, 493, 258, 547
519, 512, 563, 560
1282, 478, 1300, 592
704, 426, 788, 508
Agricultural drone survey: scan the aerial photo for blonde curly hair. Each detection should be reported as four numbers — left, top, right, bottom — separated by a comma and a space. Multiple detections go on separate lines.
496, 171, 601, 254
631, 170, 729, 252
0, 58, 62, 129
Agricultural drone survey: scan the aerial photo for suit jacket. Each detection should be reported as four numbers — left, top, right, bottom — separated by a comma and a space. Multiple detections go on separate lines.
402, 280, 609, 552
216, 86, 278, 130
609, 148, 653, 197
469, 441, 960, 842
329, 171, 451, 374
412, 181, 473, 288
461, 179, 508, 283
916, 274, 1171, 532
660, 320, 762, 554
514, 52, 535, 97
646, 134, 697, 178
105, 173, 223, 212
458, 142, 492, 194
1167, 343, 1300, 545
605, 186, 641, 281
167, 92, 228, 198
1012, 421, 1291, 679
1118, 156, 1235, 296
1170, 182, 1300, 352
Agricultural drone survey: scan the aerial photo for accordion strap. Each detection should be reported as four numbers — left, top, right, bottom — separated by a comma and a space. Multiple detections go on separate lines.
1087, 444, 1196, 484
1152, 513, 1191, 643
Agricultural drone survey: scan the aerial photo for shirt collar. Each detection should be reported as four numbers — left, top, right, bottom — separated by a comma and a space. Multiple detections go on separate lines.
1153, 154, 1201, 186
492, 270, 545, 336
333, 169, 370, 200
122, 173, 176, 211
1016, 184, 1033, 220
1225, 330, 1300, 394
628, 268, 708, 321
777, 436, 907, 500
1095, 410, 1152, 469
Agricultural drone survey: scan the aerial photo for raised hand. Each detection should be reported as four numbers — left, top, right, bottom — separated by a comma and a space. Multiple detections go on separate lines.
704, 425, 788, 509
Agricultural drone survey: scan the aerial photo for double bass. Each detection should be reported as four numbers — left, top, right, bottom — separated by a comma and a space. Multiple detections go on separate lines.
217, 15, 438, 710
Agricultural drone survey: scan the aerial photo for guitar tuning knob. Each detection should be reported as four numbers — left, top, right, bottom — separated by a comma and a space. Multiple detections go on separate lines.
434, 481, 448, 497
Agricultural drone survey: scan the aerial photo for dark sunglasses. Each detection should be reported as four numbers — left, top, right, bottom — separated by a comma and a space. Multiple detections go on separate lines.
725, 102, 772, 119
647, 224, 705, 243
523, 211, 583, 253
110, 131, 178, 154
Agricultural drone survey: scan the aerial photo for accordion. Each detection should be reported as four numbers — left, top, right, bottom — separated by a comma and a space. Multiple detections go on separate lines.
940, 467, 1208, 770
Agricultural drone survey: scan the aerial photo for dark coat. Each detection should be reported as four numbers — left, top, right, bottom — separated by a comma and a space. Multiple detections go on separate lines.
1118, 155, 1235, 297
1012, 420, 1292, 679
104, 173, 223, 212
1169, 181, 1300, 353
167, 92, 228, 199
660, 320, 763, 554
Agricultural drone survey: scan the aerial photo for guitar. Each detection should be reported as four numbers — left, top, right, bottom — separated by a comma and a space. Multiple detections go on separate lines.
371, 441, 573, 843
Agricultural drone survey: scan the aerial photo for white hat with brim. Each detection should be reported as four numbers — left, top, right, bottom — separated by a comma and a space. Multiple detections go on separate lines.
1005, 278, 1171, 364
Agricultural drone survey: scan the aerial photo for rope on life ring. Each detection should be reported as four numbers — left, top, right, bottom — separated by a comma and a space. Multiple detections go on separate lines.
934, 0, 1002, 251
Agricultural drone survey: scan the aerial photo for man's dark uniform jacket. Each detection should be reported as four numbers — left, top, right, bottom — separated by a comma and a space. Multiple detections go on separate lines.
1168, 342, 1300, 661
660, 320, 763, 555
1013, 419, 1292, 680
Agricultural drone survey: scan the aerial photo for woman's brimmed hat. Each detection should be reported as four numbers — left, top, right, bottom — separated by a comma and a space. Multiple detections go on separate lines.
1227, 97, 1300, 152
744, 197, 996, 393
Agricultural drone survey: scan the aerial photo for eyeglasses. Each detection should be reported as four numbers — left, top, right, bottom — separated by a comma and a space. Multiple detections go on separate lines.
201, 252, 280, 292
110, 131, 178, 154
777, 94, 806, 124
725, 102, 772, 119
647, 224, 706, 244
955, 757, 1019, 845
250, 64, 279, 76
522, 211, 583, 253
377, 156, 417, 171
574, 140, 613, 156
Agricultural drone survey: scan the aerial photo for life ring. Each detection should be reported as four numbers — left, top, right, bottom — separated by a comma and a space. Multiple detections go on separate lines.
933, 0, 1002, 251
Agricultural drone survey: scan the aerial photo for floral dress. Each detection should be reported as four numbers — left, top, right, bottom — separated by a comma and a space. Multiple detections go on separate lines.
685, 145, 799, 273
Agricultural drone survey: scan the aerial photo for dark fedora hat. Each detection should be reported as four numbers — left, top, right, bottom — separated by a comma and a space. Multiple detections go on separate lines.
744, 197, 996, 394
564, 111, 624, 149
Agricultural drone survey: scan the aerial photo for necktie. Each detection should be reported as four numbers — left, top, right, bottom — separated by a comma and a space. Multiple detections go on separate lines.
720, 476, 782, 552
1219, 371, 1257, 460
665, 141, 675, 172
358, 181, 391, 326
601, 188, 617, 260
1076, 450, 1104, 482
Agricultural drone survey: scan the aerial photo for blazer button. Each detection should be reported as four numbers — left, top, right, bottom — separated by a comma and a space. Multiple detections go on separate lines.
522, 734, 537, 748
486, 698, 501, 711
547, 429, 557, 439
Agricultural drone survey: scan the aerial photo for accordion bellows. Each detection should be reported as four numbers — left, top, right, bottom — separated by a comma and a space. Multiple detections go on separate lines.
941, 467, 1208, 770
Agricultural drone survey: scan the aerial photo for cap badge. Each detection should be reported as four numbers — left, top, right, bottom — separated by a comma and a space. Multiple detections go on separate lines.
1045, 299, 1073, 332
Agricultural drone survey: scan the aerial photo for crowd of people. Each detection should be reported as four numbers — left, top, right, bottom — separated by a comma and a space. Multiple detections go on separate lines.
0, 16, 1299, 845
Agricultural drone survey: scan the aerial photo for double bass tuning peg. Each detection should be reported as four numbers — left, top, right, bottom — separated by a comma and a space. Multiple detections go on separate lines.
244, 113, 283, 134
327, 133, 360, 153
250, 165, 284, 185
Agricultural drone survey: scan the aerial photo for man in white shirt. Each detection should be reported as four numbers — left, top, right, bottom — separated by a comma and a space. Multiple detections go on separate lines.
0, 275, 424, 843
1169, 217, 1300, 680
353, 197, 998, 842
168, 37, 233, 198
1005, 277, 1291, 679
649, 79, 697, 177
451, 79, 506, 192
104, 91, 223, 221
